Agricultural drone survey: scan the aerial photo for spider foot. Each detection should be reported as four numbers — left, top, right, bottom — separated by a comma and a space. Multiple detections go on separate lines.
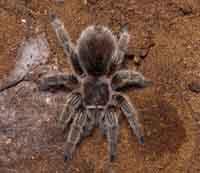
110, 153, 116, 162
120, 23, 128, 33
64, 150, 73, 161
139, 136, 144, 145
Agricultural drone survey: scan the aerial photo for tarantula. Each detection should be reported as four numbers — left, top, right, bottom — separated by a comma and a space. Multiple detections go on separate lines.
38, 13, 152, 161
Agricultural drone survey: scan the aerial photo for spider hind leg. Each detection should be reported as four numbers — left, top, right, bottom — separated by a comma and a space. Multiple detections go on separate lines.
64, 106, 87, 160
103, 106, 119, 161
113, 94, 144, 144
82, 109, 96, 137
59, 92, 82, 131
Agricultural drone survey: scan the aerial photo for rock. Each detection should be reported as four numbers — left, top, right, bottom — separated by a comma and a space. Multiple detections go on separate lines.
0, 34, 49, 92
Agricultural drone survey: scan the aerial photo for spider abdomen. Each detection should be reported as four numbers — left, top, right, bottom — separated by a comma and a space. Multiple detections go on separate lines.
83, 77, 110, 107
77, 25, 117, 76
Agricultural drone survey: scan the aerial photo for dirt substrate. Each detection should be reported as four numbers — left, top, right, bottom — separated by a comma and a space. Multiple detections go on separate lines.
0, 0, 200, 173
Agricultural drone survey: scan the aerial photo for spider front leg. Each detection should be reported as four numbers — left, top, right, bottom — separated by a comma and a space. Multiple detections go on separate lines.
112, 94, 144, 144
109, 25, 130, 72
38, 74, 80, 92
64, 106, 87, 160
103, 106, 119, 161
49, 13, 84, 76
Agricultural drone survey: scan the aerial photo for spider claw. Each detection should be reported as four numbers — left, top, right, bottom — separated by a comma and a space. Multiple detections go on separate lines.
110, 153, 116, 162
48, 11, 57, 22
64, 152, 72, 161
64, 155, 68, 161
121, 23, 129, 33
139, 136, 144, 144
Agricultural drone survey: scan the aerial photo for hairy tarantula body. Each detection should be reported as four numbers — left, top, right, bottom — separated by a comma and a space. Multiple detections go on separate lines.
39, 13, 152, 161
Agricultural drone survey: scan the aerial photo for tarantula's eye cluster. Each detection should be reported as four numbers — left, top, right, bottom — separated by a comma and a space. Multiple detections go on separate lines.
77, 26, 117, 76
38, 13, 152, 161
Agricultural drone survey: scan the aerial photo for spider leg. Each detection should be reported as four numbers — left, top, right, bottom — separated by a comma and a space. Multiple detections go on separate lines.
109, 25, 130, 72
112, 94, 144, 144
98, 111, 106, 136
111, 70, 152, 91
49, 13, 84, 76
38, 74, 80, 92
104, 106, 119, 161
82, 109, 95, 137
64, 106, 87, 160
59, 92, 82, 130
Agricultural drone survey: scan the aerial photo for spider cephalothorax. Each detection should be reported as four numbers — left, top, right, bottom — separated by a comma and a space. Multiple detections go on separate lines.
38, 13, 152, 161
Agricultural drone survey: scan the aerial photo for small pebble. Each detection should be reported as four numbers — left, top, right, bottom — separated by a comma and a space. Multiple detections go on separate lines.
21, 19, 26, 23
6, 138, 12, 144
84, 0, 87, 5
46, 97, 51, 104
193, 112, 200, 125
147, 130, 151, 136
134, 56, 142, 65
188, 81, 200, 93
179, 5, 192, 15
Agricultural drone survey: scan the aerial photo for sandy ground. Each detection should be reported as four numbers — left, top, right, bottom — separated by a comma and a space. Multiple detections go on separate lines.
0, 0, 200, 173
